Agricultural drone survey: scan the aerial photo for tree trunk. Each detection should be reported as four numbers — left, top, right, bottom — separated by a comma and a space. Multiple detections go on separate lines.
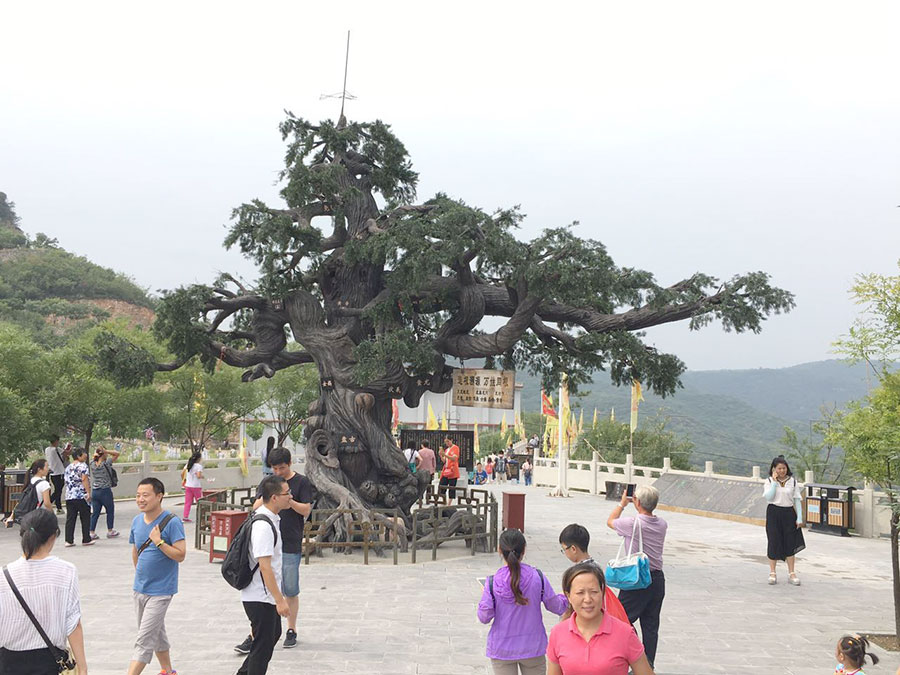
83, 421, 95, 456
892, 503, 900, 640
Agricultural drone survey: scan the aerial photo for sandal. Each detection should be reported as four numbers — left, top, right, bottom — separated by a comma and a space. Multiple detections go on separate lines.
767, 573, 777, 585
789, 573, 801, 586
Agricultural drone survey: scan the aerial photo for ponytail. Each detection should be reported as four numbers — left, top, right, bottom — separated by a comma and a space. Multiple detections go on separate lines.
499, 528, 528, 606
25, 459, 47, 485
20, 509, 59, 559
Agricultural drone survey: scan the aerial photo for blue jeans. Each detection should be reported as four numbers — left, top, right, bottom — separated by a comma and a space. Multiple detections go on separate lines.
524, 474, 532, 486
90, 486, 115, 531
282, 552, 301, 598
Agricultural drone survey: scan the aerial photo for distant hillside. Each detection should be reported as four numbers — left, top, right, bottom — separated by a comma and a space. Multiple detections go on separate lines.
0, 192, 155, 342
517, 360, 871, 473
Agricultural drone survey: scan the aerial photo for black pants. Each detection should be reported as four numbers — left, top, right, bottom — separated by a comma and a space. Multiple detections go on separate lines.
237, 601, 281, 675
49, 474, 64, 510
439, 476, 458, 500
65, 499, 91, 544
0, 647, 58, 674
618, 569, 665, 668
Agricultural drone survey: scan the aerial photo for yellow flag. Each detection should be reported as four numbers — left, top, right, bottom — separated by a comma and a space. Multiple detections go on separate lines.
500, 413, 508, 437
630, 380, 643, 433
426, 402, 439, 430
440, 411, 448, 431
544, 415, 558, 457
592, 408, 598, 429
474, 421, 480, 455
578, 409, 584, 434
610, 407, 615, 423
240, 434, 248, 477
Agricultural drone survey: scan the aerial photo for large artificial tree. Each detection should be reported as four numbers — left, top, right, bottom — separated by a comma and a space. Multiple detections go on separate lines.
103, 113, 793, 536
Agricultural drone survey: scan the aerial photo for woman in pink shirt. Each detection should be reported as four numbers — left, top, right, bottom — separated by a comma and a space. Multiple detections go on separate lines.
547, 563, 654, 675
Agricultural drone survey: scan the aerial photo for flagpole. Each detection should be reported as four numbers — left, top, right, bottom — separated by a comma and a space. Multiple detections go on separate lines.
552, 375, 569, 497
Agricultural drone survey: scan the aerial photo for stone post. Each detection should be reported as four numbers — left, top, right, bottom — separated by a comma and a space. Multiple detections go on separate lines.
752, 466, 761, 480
704, 461, 714, 476
590, 451, 599, 495
625, 454, 634, 483
860, 480, 875, 538
662, 457, 671, 473
142, 450, 151, 478
804, 469, 815, 485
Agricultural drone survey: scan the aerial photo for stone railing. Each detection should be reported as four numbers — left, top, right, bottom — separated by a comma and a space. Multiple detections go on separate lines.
533, 453, 894, 539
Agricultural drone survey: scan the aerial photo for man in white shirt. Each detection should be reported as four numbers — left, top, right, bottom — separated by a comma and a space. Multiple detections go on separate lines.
237, 474, 291, 675
44, 434, 68, 514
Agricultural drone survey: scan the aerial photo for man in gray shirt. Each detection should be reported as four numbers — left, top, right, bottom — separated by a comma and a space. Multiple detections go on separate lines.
44, 434, 68, 514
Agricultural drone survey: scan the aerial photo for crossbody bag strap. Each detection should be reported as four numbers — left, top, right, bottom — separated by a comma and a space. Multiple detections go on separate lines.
138, 513, 176, 555
3, 566, 57, 650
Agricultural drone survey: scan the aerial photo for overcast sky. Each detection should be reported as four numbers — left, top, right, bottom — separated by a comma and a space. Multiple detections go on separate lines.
3, 1, 899, 372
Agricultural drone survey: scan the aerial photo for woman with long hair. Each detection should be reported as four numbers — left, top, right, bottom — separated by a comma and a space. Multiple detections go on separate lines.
262, 436, 276, 476
88, 444, 120, 539
477, 529, 568, 674
764, 455, 805, 585
182, 449, 204, 522
4, 460, 53, 527
0, 509, 88, 674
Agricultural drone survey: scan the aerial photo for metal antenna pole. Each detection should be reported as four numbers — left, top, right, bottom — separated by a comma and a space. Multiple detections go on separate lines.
340, 31, 350, 119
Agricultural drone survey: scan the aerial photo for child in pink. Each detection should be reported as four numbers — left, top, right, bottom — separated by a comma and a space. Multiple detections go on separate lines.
182, 451, 204, 522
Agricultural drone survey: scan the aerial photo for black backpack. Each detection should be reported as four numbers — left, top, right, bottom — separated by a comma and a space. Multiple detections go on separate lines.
221, 513, 279, 590
12, 482, 41, 523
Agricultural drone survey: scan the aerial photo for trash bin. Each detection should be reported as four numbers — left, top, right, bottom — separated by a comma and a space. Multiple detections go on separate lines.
209, 509, 249, 562
502, 492, 525, 532
805, 484, 855, 536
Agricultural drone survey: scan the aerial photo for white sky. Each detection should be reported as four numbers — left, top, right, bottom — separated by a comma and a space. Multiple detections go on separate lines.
3, 1, 899, 371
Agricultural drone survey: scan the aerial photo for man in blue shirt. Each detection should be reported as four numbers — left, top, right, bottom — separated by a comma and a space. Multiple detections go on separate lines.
127, 477, 186, 675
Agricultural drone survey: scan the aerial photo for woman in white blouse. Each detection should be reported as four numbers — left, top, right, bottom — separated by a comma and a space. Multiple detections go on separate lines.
0, 508, 87, 674
763, 456, 805, 586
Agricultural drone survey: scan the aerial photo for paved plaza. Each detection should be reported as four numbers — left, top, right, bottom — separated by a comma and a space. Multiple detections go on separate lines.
2, 485, 897, 675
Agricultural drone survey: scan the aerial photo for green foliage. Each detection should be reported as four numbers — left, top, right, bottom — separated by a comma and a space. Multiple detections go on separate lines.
0, 249, 152, 307
160, 361, 264, 450
246, 421, 265, 441
0, 228, 27, 249
575, 416, 693, 469
779, 407, 846, 484
262, 361, 317, 445
834, 263, 900, 371
152, 285, 216, 367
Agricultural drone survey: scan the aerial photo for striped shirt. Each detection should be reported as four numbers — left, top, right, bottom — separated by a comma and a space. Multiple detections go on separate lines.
0, 556, 81, 651
90, 459, 114, 489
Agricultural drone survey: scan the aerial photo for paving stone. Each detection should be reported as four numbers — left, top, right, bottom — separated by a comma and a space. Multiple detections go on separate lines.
1, 485, 897, 674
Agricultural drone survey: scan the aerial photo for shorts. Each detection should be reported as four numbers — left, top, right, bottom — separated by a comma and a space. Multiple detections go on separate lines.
282, 552, 301, 597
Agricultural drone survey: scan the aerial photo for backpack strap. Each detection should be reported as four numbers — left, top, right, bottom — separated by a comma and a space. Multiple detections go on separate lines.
248, 513, 279, 578
537, 568, 545, 599
138, 513, 176, 555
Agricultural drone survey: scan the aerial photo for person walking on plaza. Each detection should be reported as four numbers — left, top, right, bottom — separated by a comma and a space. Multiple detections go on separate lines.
64, 449, 93, 547
764, 455, 805, 586
558, 524, 629, 623
5, 459, 53, 527
477, 529, 568, 674
403, 442, 421, 474
0, 509, 88, 675
439, 436, 460, 501
234, 449, 312, 655
485, 458, 494, 483
44, 434, 69, 514
495, 453, 507, 484
89, 445, 120, 540
417, 441, 436, 482
127, 478, 186, 675
547, 563, 653, 675
236, 475, 291, 675
181, 450, 204, 522
522, 459, 533, 487
607, 485, 667, 670
473, 462, 488, 485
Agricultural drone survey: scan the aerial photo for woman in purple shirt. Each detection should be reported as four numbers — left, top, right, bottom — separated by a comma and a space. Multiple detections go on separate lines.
477, 529, 568, 674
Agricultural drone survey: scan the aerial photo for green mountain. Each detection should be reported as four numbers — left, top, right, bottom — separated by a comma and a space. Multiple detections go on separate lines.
517, 360, 871, 473
0, 192, 154, 344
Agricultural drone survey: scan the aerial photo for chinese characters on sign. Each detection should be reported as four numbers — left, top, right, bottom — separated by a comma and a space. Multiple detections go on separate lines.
452, 369, 515, 409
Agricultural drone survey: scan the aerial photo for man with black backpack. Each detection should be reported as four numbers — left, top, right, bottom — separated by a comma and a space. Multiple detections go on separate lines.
235, 474, 291, 675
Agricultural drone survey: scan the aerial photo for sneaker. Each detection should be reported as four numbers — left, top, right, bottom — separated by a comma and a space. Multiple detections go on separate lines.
64, 542, 75, 548
90, 533, 99, 541
181, 518, 192, 523
789, 574, 801, 586
82, 541, 94, 546
234, 635, 252, 654
283, 629, 297, 649
106, 530, 120, 538
767, 573, 777, 585
55, 509, 64, 515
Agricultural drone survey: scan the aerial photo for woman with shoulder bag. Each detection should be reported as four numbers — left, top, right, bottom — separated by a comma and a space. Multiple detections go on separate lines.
763, 455, 805, 586
89, 446, 120, 540
0, 508, 87, 674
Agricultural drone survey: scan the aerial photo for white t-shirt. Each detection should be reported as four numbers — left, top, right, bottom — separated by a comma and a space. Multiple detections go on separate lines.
240, 506, 282, 605
764, 476, 802, 507
31, 476, 51, 503
404, 449, 420, 464
45, 446, 66, 476
184, 463, 203, 489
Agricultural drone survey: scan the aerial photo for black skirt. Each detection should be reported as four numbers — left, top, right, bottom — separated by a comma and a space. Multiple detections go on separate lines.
0, 647, 59, 675
766, 503, 806, 560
